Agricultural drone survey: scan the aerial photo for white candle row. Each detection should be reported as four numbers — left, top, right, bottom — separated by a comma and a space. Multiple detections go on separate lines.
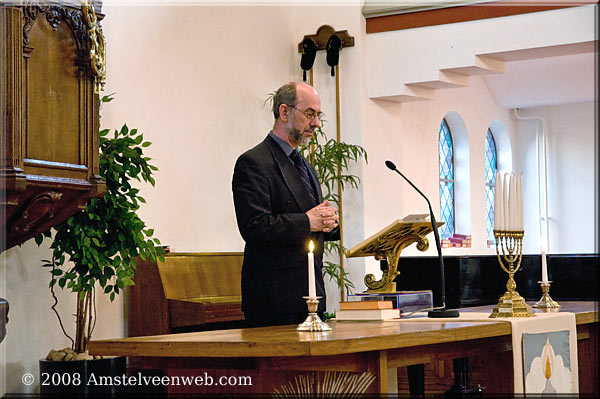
493, 171, 523, 231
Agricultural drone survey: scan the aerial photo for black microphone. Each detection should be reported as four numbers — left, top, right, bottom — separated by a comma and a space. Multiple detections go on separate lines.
385, 160, 459, 318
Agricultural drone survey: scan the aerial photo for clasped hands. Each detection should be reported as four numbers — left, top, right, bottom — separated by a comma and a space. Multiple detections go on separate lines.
306, 200, 339, 233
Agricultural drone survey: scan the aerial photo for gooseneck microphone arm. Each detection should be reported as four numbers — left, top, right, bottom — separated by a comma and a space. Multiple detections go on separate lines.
385, 160, 459, 318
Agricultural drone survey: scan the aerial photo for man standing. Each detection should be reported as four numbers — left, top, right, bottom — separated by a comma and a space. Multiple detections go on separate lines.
232, 82, 340, 327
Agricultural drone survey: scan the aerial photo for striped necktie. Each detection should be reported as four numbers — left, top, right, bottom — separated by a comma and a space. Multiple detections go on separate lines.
290, 149, 317, 204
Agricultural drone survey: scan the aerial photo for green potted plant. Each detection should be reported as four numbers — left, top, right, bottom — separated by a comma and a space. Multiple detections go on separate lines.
35, 95, 164, 394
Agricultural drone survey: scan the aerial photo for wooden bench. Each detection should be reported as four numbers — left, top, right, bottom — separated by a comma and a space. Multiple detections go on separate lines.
128, 252, 245, 338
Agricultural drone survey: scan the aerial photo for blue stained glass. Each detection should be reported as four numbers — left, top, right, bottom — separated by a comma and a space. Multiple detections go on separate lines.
439, 121, 454, 180
439, 119, 455, 239
485, 129, 497, 242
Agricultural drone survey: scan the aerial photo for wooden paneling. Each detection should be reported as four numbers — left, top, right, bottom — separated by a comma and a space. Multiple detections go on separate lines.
0, 7, 25, 189
157, 253, 243, 300
577, 322, 599, 394
127, 256, 171, 338
26, 15, 81, 165
170, 301, 243, 328
1, 4, 105, 250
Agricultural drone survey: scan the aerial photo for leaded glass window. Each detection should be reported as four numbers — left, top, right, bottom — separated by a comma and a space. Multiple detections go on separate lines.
485, 129, 497, 243
439, 119, 455, 239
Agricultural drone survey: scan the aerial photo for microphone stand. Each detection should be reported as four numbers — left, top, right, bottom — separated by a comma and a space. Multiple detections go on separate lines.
385, 161, 459, 318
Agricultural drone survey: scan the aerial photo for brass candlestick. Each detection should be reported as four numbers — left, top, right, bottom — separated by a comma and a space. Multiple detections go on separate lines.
297, 297, 331, 331
490, 230, 535, 318
533, 281, 560, 309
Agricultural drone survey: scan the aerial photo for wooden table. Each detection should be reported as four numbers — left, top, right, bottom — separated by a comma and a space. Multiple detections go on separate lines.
90, 301, 598, 395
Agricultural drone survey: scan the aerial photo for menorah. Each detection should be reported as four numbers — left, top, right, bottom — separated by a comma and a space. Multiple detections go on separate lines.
489, 172, 535, 318
490, 230, 534, 317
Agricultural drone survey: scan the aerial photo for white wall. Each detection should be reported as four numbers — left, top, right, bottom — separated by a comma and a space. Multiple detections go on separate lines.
516, 102, 596, 254
101, 5, 297, 253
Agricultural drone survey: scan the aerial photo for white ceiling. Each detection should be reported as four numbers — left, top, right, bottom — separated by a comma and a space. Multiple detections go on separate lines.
482, 51, 596, 109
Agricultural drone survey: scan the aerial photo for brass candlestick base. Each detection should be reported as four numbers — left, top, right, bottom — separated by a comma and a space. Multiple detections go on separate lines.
533, 281, 561, 309
490, 288, 534, 317
490, 230, 535, 318
297, 297, 331, 332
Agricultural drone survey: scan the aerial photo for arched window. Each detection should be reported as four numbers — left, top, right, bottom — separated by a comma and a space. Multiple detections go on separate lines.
439, 119, 455, 239
485, 128, 498, 245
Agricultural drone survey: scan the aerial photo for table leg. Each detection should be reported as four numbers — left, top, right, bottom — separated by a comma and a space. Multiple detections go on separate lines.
367, 350, 398, 394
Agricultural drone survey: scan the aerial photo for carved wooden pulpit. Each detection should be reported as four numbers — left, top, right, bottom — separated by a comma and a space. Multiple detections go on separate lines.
346, 215, 443, 293
1, 2, 106, 251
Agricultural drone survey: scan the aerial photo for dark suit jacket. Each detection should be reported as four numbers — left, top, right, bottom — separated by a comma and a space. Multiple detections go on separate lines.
232, 134, 339, 316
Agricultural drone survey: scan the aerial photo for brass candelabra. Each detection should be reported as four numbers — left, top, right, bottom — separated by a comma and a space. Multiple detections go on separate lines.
490, 230, 535, 318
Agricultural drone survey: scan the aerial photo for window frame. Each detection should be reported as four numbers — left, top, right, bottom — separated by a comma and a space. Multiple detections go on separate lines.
485, 128, 498, 245
438, 118, 455, 240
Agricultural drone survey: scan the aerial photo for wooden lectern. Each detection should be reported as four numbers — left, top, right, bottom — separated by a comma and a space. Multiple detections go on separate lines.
346, 215, 443, 293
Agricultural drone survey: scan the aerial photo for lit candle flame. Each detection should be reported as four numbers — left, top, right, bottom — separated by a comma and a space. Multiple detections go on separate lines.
309, 240, 314, 253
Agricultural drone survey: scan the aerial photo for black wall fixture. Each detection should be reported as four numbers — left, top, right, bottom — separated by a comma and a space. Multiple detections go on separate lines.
326, 34, 342, 77
297, 25, 354, 78
300, 38, 318, 82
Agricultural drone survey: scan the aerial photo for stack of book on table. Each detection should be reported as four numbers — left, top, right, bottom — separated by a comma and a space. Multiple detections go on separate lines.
335, 300, 400, 321
348, 291, 433, 314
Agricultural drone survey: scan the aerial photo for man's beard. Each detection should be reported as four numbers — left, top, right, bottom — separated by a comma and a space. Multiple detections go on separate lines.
285, 117, 311, 147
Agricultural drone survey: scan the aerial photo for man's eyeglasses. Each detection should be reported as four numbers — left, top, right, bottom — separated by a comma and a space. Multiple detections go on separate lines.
289, 105, 324, 122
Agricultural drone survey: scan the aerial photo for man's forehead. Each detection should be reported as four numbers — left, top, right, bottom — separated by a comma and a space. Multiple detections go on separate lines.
297, 90, 320, 108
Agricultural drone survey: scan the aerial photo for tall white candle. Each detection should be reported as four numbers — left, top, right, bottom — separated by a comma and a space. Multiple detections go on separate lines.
515, 174, 520, 231
518, 174, 524, 231
509, 173, 517, 230
503, 173, 510, 231
513, 174, 521, 230
541, 246, 549, 283
512, 174, 516, 231
494, 171, 503, 230
308, 241, 316, 298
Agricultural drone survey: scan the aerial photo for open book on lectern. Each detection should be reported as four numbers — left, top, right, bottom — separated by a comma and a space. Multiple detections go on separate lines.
345, 214, 442, 258
345, 214, 444, 293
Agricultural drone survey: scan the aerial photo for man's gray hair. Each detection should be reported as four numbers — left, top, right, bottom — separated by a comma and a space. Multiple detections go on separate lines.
272, 82, 297, 119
